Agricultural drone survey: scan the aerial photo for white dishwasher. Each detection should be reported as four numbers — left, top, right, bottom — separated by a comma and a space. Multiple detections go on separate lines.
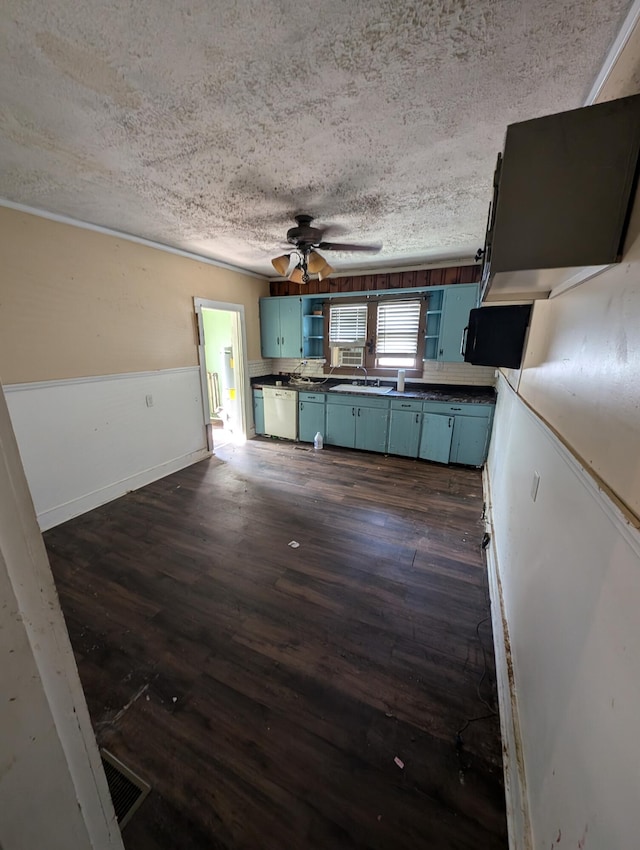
263, 386, 298, 439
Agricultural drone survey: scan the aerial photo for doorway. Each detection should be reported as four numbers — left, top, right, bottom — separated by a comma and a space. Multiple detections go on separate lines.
194, 298, 251, 452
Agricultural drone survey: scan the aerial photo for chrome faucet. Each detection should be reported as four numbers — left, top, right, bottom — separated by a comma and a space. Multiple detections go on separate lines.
356, 365, 368, 386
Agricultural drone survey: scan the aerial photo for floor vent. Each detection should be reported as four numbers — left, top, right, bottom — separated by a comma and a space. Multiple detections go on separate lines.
101, 750, 151, 829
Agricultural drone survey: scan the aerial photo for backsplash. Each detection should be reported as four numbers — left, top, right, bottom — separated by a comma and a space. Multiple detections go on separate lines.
270, 358, 495, 386
248, 359, 274, 377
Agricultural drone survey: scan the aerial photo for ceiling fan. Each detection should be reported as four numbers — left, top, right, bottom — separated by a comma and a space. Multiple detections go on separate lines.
271, 214, 382, 283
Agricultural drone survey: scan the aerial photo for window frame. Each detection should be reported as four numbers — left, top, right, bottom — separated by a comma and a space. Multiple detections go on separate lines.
323, 294, 429, 378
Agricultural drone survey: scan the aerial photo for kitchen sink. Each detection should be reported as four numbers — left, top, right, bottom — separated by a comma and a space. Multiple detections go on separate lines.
329, 384, 393, 395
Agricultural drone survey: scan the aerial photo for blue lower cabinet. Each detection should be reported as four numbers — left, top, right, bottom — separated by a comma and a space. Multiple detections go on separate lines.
388, 408, 422, 457
326, 402, 356, 447
253, 390, 265, 435
354, 405, 389, 453
450, 415, 490, 466
324, 392, 493, 465
298, 395, 326, 442
419, 412, 454, 463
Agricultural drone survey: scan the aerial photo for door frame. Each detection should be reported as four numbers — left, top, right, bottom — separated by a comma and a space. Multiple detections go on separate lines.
194, 298, 251, 452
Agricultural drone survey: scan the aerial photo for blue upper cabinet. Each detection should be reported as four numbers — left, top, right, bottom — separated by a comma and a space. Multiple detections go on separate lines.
279, 297, 303, 357
260, 297, 303, 358
424, 284, 479, 363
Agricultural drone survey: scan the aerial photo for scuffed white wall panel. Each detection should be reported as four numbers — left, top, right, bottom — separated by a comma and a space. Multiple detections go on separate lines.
518, 195, 640, 517
5, 367, 207, 528
0, 383, 123, 850
0, 560, 98, 850
487, 379, 640, 850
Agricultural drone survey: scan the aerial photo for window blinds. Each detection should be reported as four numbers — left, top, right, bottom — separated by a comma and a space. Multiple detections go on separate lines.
329, 304, 368, 345
376, 300, 421, 354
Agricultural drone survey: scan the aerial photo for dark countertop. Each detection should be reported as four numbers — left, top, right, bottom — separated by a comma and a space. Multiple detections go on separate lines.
251, 375, 496, 405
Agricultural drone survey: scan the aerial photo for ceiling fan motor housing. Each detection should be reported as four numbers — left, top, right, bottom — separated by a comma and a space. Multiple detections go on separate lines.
286, 214, 324, 249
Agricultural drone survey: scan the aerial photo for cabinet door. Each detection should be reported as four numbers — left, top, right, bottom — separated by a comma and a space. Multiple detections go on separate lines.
298, 401, 325, 443
354, 406, 389, 453
253, 392, 265, 435
450, 416, 490, 466
326, 403, 356, 448
388, 410, 421, 457
278, 297, 303, 358
419, 413, 453, 463
439, 285, 478, 362
259, 298, 281, 358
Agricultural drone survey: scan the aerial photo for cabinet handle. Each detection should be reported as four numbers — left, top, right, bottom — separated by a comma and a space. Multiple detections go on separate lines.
415, 413, 420, 423
357, 408, 361, 416
401, 403, 411, 408
451, 407, 462, 411
300, 403, 304, 410
352, 407, 355, 416
282, 336, 285, 345
460, 326, 468, 357
439, 348, 443, 356
277, 337, 280, 345
448, 417, 453, 427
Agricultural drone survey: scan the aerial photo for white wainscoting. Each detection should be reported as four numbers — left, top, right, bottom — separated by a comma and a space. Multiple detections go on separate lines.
4, 367, 209, 530
485, 374, 640, 850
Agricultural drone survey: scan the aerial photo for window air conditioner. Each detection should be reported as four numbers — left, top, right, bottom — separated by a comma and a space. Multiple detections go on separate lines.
331, 346, 364, 367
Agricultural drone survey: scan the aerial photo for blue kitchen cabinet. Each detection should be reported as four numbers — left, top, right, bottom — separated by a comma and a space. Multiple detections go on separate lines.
425, 284, 479, 363
253, 389, 265, 435
326, 395, 389, 451
259, 298, 280, 357
326, 400, 356, 447
439, 284, 479, 362
298, 392, 326, 442
354, 404, 389, 453
302, 299, 325, 359
388, 399, 423, 457
260, 297, 303, 358
419, 412, 454, 463
420, 400, 494, 466
450, 415, 491, 466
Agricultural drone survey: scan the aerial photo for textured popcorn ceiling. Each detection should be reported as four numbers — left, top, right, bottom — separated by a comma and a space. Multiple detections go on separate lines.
0, 0, 632, 276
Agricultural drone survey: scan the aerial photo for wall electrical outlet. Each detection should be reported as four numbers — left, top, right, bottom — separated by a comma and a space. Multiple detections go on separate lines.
530, 471, 540, 502
145, 394, 154, 407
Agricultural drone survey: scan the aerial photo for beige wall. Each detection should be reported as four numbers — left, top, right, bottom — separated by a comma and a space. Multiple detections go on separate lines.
0, 208, 269, 384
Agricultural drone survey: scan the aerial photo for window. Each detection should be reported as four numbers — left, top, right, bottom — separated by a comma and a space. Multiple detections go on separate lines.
329, 304, 367, 345
324, 295, 427, 376
375, 300, 421, 367
328, 304, 368, 367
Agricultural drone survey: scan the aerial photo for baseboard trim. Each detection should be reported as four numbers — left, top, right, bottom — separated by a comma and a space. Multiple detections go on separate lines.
483, 465, 532, 850
37, 448, 210, 531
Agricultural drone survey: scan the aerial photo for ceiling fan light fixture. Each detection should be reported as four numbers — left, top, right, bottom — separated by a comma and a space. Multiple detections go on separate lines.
271, 254, 291, 276
318, 262, 335, 281
307, 250, 327, 274
288, 265, 304, 284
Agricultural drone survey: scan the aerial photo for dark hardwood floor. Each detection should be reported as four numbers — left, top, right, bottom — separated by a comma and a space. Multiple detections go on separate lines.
44, 437, 507, 849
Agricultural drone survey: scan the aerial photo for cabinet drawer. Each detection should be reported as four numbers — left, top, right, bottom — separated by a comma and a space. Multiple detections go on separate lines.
390, 398, 423, 413
298, 392, 325, 403
422, 401, 493, 418
327, 394, 390, 409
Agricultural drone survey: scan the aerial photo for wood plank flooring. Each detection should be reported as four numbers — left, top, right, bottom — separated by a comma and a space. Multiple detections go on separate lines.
44, 438, 507, 849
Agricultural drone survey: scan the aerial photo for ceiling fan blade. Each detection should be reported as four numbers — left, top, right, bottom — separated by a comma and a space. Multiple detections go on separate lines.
317, 241, 382, 253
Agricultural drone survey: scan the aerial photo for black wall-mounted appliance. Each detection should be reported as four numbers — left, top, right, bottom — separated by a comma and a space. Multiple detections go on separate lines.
480, 93, 640, 301
463, 305, 532, 369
